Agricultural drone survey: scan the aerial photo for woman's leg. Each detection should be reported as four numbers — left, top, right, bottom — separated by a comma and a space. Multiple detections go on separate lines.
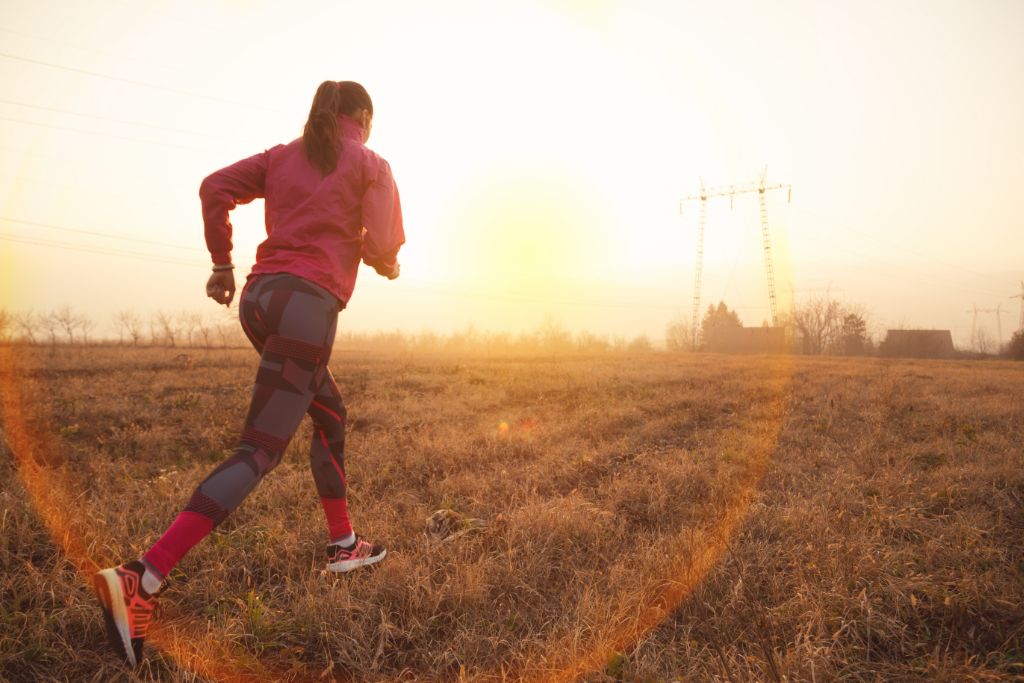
142, 274, 339, 578
307, 369, 352, 544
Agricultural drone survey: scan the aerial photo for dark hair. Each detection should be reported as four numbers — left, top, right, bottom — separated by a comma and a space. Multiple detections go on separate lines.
303, 80, 373, 175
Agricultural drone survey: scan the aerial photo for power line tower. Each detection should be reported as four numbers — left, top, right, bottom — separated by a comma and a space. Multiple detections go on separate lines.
967, 303, 1004, 351
1011, 281, 1024, 333
680, 168, 791, 348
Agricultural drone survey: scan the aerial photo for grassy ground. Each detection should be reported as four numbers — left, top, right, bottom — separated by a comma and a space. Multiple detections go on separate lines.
1, 345, 1022, 682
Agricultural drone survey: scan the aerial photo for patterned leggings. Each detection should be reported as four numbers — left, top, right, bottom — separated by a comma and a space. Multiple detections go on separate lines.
144, 273, 351, 576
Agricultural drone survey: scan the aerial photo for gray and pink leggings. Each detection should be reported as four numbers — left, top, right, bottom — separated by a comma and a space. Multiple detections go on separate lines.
144, 273, 351, 578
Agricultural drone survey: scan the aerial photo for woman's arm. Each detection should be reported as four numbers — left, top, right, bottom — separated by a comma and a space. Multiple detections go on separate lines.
199, 148, 275, 266
360, 155, 405, 278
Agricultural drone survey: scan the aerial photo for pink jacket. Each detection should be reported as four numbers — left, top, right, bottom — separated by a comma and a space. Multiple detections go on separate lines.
200, 116, 404, 307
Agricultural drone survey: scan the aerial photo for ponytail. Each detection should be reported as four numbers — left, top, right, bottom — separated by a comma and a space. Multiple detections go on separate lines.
302, 80, 373, 176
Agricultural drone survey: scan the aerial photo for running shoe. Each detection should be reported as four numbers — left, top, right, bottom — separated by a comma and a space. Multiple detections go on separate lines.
326, 534, 387, 573
93, 560, 159, 667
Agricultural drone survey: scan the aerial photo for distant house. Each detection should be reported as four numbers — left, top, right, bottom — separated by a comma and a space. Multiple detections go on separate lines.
879, 329, 955, 359
705, 326, 786, 354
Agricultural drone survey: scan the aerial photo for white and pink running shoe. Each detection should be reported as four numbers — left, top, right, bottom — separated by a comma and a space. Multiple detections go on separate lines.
93, 560, 159, 667
326, 534, 386, 573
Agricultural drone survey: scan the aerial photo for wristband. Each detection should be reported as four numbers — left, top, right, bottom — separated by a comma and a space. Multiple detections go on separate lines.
212, 263, 234, 272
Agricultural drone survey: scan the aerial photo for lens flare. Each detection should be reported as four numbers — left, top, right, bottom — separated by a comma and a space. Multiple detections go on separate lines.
2, 346, 791, 680
0, 346, 302, 682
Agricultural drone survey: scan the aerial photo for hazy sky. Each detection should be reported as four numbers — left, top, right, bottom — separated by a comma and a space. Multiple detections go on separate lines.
1, 0, 1021, 347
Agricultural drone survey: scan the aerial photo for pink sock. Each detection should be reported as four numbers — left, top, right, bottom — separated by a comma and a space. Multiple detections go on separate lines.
142, 510, 214, 577
320, 497, 352, 541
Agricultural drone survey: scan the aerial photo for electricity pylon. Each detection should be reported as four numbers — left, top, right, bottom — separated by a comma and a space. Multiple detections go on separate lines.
680, 168, 791, 348
1012, 281, 1024, 333
967, 303, 1004, 350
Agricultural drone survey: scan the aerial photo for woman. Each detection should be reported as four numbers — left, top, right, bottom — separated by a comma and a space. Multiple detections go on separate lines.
93, 80, 404, 668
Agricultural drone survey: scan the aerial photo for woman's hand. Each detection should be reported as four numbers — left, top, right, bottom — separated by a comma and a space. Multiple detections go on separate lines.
206, 269, 236, 306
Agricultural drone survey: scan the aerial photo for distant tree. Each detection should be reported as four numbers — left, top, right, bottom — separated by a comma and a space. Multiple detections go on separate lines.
153, 310, 179, 347
215, 317, 245, 348
13, 310, 37, 344
79, 316, 94, 345
536, 317, 572, 353
793, 296, 843, 355
701, 302, 742, 346
40, 311, 60, 345
115, 310, 144, 346
665, 313, 695, 351
975, 327, 993, 355
839, 312, 869, 355
52, 305, 77, 344
576, 331, 610, 353
180, 311, 202, 347
195, 313, 214, 348
1007, 330, 1024, 360
627, 334, 654, 352
416, 330, 441, 352
0, 308, 9, 342
446, 324, 481, 352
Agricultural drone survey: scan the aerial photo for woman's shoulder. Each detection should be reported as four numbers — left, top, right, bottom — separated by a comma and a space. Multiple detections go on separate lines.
358, 147, 393, 182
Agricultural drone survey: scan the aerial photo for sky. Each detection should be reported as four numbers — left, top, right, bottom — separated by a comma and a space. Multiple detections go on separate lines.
0, 0, 1021, 347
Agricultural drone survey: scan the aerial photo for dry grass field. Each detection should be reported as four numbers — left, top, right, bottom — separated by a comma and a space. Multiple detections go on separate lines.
1, 345, 1022, 682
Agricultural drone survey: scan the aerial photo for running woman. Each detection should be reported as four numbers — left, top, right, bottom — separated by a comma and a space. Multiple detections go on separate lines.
93, 80, 404, 667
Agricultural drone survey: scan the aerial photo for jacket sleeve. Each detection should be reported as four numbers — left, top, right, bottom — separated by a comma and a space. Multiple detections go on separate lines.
199, 149, 273, 265
360, 154, 405, 274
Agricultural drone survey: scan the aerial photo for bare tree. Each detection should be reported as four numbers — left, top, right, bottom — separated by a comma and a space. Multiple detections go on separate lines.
52, 305, 80, 344
576, 331, 610, 352
40, 311, 60, 345
126, 312, 144, 346
114, 310, 144, 346
215, 320, 232, 348
665, 313, 694, 351
627, 334, 654, 352
536, 316, 572, 353
78, 316, 94, 345
13, 310, 37, 344
0, 308, 9, 342
976, 327, 993, 355
179, 311, 199, 347
154, 310, 179, 347
194, 313, 214, 348
213, 308, 245, 348
792, 296, 843, 355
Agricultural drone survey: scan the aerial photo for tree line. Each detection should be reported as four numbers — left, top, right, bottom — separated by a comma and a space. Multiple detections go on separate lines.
2, 301, 1021, 358
667, 295, 1024, 359
0, 308, 657, 354
0, 307, 248, 348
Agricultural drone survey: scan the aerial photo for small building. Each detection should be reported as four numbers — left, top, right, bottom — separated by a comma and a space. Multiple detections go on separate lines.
705, 326, 786, 354
879, 329, 955, 359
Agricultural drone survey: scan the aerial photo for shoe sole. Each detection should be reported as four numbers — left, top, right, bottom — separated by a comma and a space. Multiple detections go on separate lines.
93, 569, 136, 667
326, 548, 387, 573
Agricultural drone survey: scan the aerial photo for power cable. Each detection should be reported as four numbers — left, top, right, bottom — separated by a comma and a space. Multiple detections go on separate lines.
0, 114, 208, 152
792, 205, 1012, 290
786, 221, 1009, 299
0, 232, 206, 268
0, 25, 186, 73
0, 50, 287, 114
0, 97, 248, 142
0, 216, 198, 252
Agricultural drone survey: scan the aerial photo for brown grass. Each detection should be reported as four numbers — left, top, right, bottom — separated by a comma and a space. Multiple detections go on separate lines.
1, 345, 1022, 681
